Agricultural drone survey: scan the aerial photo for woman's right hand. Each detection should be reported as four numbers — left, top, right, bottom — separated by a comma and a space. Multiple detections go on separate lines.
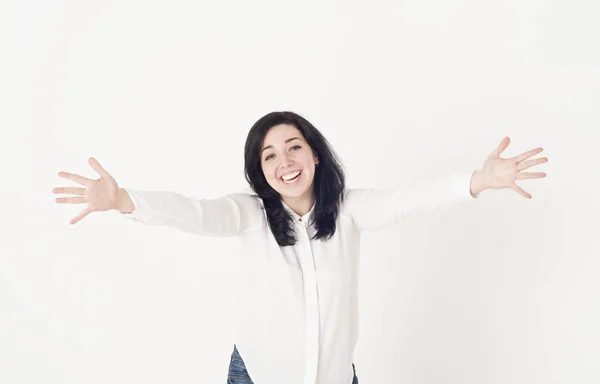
53, 157, 121, 225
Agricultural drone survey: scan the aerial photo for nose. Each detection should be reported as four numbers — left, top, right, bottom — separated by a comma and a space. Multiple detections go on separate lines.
278, 152, 293, 169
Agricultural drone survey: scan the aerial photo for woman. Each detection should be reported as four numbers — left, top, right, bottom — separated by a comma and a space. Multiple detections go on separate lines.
53, 111, 548, 384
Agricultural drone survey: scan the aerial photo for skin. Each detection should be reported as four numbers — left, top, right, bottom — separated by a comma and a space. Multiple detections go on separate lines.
53, 135, 547, 225
470, 136, 548, 198
259, 124, 319, 216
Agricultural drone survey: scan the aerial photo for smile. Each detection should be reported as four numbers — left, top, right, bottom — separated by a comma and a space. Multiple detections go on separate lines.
281, 170, 302, 183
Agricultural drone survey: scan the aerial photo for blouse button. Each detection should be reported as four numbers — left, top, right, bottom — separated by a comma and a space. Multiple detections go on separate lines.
299, 217, 303, 222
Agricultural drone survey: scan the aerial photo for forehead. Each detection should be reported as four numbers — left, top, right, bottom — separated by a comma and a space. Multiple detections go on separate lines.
262, 124, 304, 146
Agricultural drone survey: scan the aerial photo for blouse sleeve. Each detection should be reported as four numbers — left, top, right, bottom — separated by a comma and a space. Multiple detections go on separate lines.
119, 189, 263, 237
341, 171, 479, 231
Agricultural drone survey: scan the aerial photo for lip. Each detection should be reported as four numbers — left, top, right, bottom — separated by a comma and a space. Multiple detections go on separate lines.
279, 169, 302, 180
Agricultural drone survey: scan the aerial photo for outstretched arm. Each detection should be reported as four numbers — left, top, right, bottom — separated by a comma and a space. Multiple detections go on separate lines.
119, 188, 262, 237
54, 157, 262, 236
343, 137, 548, 231
343, 171, 477, 231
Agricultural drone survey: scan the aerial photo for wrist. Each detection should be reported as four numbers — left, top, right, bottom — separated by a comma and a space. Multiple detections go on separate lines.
116, 188, 135, 214
470, 169, 486, 196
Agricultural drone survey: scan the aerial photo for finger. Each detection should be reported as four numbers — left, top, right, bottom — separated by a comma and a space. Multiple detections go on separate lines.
514, 147, 544, 163
494, 136, 510, 156
89, 157, 110, 178
70, 207, 91, 225
52, 187, 85, 195
510, 183, 531, 199
55, 196, 86, 204
58, 171, 91, 186
517, 172, 547, 180
517, 157, 548, 171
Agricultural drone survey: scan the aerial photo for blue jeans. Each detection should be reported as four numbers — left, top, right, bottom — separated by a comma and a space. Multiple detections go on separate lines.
227, 344, 359, 383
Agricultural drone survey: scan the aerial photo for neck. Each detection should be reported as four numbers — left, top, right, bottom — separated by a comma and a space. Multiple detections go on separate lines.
282, 194, 314, 217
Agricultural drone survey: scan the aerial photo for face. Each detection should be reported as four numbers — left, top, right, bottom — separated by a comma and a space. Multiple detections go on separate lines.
260, 124, 319, 204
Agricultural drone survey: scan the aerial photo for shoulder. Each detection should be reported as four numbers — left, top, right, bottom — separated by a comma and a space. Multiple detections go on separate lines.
339, 187, 369, 222
227, 188, 264, 211
340, 187, 369, 211
226, 188, 266, 232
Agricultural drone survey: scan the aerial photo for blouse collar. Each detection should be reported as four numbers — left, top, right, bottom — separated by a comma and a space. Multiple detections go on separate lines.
281, 199, 315, 225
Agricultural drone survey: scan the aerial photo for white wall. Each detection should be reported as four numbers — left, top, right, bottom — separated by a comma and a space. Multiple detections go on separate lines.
1, 1, 598, 383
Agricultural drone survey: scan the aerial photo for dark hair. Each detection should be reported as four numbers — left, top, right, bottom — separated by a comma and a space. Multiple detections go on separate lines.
244, 111, 346, 246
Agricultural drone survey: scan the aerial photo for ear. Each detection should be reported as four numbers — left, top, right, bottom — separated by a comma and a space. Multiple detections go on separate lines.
314, 154, 319, 166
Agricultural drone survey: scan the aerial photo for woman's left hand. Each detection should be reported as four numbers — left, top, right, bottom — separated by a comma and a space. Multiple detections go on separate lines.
471, 137, 548, 199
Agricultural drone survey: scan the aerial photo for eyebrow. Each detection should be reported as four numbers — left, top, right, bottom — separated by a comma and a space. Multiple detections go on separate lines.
261, 137, 302, 155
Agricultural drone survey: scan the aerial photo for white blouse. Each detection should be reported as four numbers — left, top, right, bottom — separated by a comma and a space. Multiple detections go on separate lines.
121, 171, 478, 384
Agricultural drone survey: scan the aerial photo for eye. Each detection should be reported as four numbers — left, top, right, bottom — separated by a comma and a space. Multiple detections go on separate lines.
264, 145, 301, 162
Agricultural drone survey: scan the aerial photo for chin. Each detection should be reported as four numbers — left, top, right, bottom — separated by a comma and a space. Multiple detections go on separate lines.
277, 185, 304, 197
275, 184, 310, 199
283, 190, 307, 199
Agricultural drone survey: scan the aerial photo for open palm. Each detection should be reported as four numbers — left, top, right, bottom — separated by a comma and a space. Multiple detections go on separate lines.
53, 157, 119, 224
481, 137, 548, 198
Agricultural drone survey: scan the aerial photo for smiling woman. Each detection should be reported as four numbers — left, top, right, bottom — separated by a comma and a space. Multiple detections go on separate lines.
261, 129, 318, 208
53, 110, 547, 384
244, 111, 345, 247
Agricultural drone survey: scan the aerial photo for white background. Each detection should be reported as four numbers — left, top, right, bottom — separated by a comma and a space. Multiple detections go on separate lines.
1, 0, 599, 383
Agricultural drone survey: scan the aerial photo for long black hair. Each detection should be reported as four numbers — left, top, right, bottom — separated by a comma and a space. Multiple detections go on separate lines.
244, 111, 346, 246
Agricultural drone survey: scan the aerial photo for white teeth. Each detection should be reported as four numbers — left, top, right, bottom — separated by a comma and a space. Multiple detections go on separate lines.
282, 170, 301, 181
